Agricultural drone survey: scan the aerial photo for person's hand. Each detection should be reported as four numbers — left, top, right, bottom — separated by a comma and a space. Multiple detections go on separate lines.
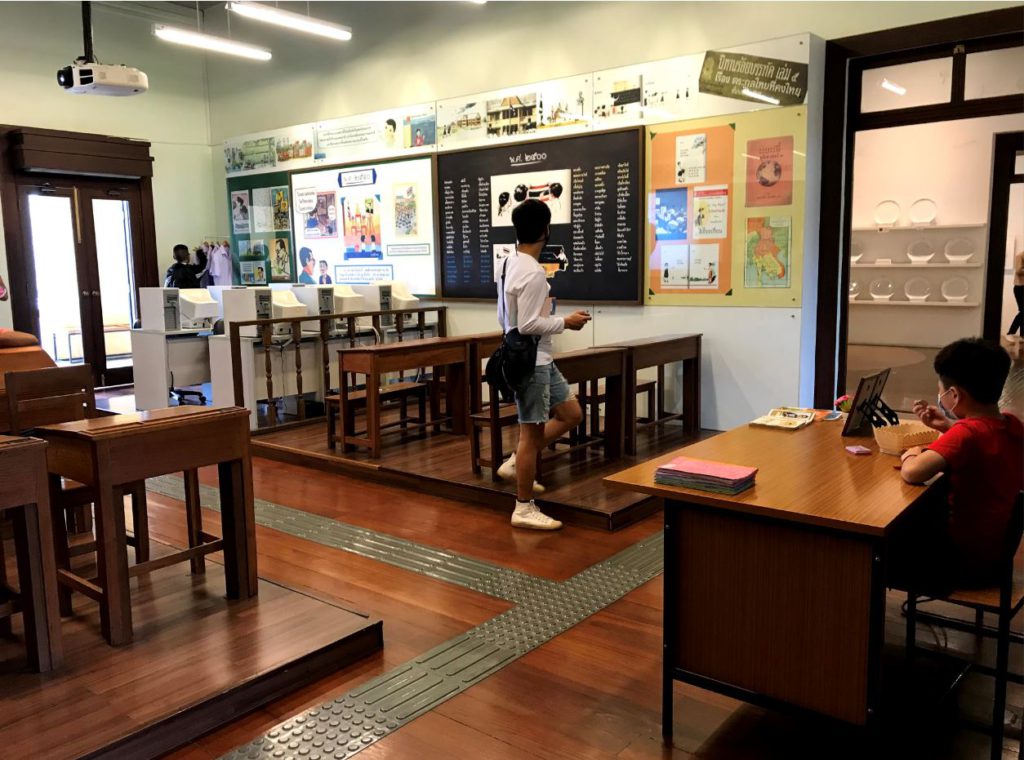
900, 446, 925, 463
563, 311, 592, 331
912, 399, 950, 432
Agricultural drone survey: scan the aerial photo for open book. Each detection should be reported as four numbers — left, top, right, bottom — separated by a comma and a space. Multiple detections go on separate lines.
749, 407, 816, 430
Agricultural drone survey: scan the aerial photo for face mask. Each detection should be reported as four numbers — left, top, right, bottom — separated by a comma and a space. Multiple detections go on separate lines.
937, 388, 957, 420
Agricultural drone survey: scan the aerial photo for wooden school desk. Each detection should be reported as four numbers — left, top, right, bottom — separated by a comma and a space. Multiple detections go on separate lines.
0, 435, 63, 671
555, 346, 628, 459
605, 420, 944, 733
35, 406, 257, 646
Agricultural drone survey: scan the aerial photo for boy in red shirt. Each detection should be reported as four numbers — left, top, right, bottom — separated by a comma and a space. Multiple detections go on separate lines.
898, 338, 1023, 588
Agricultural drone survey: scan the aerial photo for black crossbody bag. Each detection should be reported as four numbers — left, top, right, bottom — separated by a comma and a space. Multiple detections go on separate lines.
485, 256, 539, 401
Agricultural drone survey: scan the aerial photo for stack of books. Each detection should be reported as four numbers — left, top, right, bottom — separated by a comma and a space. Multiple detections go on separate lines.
653, 456, 758, 495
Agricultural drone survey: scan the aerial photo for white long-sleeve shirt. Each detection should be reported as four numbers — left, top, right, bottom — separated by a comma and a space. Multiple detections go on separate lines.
497, 251, 564, 365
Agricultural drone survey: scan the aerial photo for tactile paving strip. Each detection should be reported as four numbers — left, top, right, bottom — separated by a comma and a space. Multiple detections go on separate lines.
145, 475, 664, 759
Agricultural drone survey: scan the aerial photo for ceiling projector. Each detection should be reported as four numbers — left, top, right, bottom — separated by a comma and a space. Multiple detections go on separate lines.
57, 60, 148, 96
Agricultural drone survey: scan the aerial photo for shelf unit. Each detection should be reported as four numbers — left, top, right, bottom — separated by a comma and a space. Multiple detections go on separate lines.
849, 300, 979, 308
851, 223, 988, 233
850, 262, 982, 269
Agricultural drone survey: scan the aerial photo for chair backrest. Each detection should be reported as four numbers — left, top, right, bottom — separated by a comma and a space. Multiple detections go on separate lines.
4, 365, 97, 433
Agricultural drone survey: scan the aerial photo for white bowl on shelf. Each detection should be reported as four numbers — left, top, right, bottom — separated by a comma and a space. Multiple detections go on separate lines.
906, 240, 935, 265
940, 277, 970, 302
869, 277, 895, 301
909, 198, 938, 225
850, 240, 864, 264
873, 200, 901, 227
904, 277, 932, 302
849, 280, 861, 301
943, 238, 975, 264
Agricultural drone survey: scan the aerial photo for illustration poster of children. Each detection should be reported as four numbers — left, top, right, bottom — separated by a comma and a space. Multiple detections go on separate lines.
393, 183, 418, 237
304, 191, 338, 238
340, 194, 383, 258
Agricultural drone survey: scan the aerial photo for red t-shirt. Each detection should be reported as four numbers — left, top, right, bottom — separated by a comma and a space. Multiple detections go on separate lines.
927, 414, 1024, 573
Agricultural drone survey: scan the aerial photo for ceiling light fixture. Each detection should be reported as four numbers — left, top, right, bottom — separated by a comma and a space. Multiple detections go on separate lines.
226, 2, 352, 42
881, 78, 907, 96
741, 87, 780, 106
153, 24, 272, 60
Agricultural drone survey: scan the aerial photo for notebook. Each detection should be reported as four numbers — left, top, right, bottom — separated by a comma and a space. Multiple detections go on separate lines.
654, 456, 758, 495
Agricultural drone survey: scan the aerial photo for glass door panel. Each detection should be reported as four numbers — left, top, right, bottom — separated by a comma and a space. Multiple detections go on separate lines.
91, 197, 137, 378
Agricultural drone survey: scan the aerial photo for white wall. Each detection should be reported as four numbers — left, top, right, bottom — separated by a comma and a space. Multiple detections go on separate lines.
0, 1, 217, 328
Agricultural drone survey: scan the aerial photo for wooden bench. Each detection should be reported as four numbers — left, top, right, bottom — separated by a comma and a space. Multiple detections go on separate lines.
578, 378, 657, 440
326, 381, 428, 449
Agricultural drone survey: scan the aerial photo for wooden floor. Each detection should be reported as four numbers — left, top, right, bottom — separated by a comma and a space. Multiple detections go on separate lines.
129, 457, 1024, 760
251, 415, 704, 530
0, 537, 382, 760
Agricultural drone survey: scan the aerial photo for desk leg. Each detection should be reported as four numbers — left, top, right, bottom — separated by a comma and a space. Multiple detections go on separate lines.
339, 370, 353, 453
48, 474, 72, 617
447, 360, 469, 436
605, 372, 624, 460
366, 367, 382, 458
663, 508, 675, 740
183, 470, 206, 575
683, 355, 701, 434
656, 363, 666, 422
624, 359, 638, 456
93, 460, 132, 646
12, 497, 63, 672
217, 455, 258, 600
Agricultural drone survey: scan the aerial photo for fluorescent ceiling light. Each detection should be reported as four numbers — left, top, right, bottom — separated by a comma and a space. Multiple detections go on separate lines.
741, 87, 780, 106
881, 78, 907, 96
226, 2, 352, 42
466, 0, 488, 4
153, 24, 272, 60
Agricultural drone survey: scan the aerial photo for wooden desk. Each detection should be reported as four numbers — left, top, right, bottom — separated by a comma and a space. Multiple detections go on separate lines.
605, 421, 941, 733
35, 406, 257, 646
0, 435, 62, 671
554, 347, 627, 460
602, 334, 701, 454
463, 332, 503, 413
337, 336, 470, 458
0, 346, 57, 433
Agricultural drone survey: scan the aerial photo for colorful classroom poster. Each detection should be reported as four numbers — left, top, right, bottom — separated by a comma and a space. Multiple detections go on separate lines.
272, 186, 291, 231
745, 216, 792, 288
270, 238, 291, 281
675, 133, 707, 185
693, 185, 729, 238
230, 190, 251, 234
745, 136, 793, 207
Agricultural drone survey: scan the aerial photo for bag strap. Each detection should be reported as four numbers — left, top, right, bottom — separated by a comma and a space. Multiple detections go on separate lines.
500, 255, 510, 336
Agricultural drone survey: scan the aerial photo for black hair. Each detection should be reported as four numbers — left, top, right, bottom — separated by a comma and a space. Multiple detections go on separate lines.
934, 338, 1010, 404
300, 247, 314, 267
385, 118, 397, 130
173, 243, 189, 254
511, 199, 551, 245
319, 259, 328, 267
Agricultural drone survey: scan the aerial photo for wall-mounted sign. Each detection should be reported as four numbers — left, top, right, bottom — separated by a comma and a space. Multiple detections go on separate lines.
698, 50, 807, 107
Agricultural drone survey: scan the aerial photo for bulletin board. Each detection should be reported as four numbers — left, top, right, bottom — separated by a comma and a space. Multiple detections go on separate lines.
645, 105, 807, 307
226, 170, 295, 285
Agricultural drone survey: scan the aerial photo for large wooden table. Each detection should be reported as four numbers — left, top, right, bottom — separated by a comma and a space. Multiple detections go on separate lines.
0, 435, 62, 671
337, 336, 470, 458
34, 406, 258, 646
602, 334, 702, 454
605, 420, 942, 733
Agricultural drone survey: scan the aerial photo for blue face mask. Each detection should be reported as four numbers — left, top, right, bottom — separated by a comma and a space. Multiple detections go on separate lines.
937, 388, 957, 420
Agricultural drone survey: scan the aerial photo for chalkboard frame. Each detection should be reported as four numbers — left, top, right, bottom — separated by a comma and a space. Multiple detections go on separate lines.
288, 153, 442, 299
436, 126, 646, 306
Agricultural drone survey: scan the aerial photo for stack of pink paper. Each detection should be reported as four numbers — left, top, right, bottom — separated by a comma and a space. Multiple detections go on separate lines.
654, 456, 757, 495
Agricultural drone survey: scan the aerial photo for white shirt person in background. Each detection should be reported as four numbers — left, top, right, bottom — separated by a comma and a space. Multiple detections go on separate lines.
496, 199, 591, 530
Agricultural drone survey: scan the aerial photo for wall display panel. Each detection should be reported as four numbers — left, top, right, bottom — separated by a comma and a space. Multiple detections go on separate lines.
438, 129, 642, 303
227, 171, 295, 285
224, 124, 315, 178
437, 75, 592, 151
290, 157, 438, 295
646, 106, 807, 306
314, 103, 437, 165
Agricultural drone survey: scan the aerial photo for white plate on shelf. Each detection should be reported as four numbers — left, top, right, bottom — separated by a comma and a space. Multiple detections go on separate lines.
904, 277, 932, 302
850, 240, 864, 264
906, 240, 935, 265
941, 277, 970, 302
872, 200, 901, 227
943, 238, 975, 263
909, 198, 938, 225
869, 277, 895, 301
849, 280, 861, 301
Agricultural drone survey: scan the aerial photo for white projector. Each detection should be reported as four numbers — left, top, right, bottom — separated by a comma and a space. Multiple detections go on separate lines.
57, 61, 148, 96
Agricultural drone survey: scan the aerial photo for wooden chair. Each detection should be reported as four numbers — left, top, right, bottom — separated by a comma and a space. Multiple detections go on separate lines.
469, 382, 520, 480
578, 378, 657, 443
325, 380, 429, 450
906, 492, 1024, 760
4, 366, 150, 608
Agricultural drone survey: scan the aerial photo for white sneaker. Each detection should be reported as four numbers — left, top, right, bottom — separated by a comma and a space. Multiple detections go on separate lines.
496, 453, 545, 494
511, 501, 563, 531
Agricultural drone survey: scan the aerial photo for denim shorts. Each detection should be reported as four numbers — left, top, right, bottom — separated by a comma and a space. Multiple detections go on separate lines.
515, 362, 572, 424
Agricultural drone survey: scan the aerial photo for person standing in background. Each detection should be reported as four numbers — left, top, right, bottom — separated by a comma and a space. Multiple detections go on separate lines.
165, 244, 208, 289
1007, 247, 1024, 342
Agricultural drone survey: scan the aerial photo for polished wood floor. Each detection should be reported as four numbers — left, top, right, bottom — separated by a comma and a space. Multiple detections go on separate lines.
137, 457, 1024, 760
0, 538, 381, 760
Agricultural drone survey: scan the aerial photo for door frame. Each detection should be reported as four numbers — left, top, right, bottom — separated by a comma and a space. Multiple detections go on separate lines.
812, 8, 1024, 408
984, 132, 1024, 339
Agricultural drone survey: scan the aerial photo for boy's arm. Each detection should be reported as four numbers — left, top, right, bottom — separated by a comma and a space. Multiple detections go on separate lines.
900, 446, 947, 484
516, 271, 564, 336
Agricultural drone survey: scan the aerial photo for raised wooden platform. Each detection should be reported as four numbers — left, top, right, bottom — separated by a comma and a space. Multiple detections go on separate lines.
252, 417, 705, 530
0, 541, 382, 760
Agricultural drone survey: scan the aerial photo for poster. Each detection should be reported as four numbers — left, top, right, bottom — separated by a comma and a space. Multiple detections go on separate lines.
224, 125, 314, 176
675, 133, 707, 185
291, 157, 437, 295
653, 188, 687, 241
592, 64, 645, 126
272, 186, 290, 231
745, 216, 791, 288
251, 187, 274, 233
489, 169, 571, 228
270, 238, 291, 282
745, 136, 793, 207
642, 55, 700, 123
230, 190, 251, 234
698, 50, 807, 107
239, 260, 267, 285
693, 185, 728, 238
237, 238, 252, 258
314, 104, 437, 164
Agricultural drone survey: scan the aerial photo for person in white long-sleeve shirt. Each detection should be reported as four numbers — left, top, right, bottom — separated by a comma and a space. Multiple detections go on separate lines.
496, 199, 591, 530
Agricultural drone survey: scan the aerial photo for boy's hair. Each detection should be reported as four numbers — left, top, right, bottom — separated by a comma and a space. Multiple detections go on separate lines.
934, 338, 1010, 404
173, 243, 189, 255
511, 199, 551, 245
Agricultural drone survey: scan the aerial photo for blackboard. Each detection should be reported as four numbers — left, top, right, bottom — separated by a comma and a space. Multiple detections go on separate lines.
438, 129, 642, 302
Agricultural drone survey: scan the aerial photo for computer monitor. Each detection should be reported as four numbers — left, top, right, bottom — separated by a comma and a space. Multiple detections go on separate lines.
841, 368, 899, 436
178, 289, 219, 330
270, 289, 309, 335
